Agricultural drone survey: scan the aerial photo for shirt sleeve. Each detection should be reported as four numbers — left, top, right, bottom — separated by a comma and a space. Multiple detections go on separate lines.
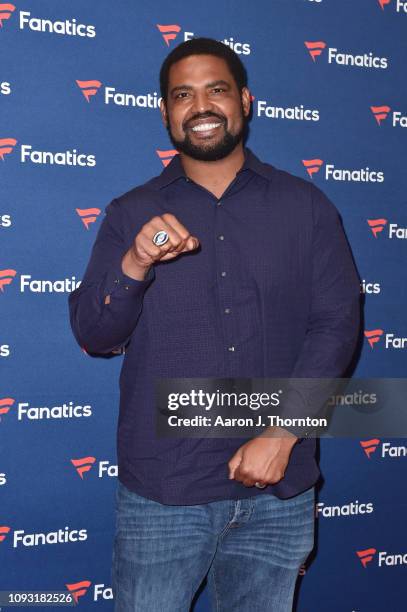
278, 184, 361, 438
68, 198, 155, 354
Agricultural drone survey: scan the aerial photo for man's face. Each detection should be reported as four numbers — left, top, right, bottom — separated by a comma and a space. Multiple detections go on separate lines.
161, 54, 251, 162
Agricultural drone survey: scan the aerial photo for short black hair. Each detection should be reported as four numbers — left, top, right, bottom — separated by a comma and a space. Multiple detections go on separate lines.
159, 37, 248, 102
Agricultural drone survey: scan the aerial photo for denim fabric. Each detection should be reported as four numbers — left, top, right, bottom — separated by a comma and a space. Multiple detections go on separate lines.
112, 480, 315, 611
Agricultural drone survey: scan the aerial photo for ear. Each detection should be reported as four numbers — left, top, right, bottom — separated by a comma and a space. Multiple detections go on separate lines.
241, 87, 251, 118
160, 98, 168, 127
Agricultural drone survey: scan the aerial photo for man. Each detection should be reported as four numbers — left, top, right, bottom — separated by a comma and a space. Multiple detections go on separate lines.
69, 37, 360, 611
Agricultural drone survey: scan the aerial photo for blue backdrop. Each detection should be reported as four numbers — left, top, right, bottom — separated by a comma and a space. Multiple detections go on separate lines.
1, 0, 407, 610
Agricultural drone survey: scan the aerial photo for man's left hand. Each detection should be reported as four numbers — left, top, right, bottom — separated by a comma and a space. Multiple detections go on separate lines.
228, 427, 298, 487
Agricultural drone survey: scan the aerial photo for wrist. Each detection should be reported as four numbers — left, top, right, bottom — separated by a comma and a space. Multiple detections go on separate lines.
121, 249, 151, 281
259, 426, 298, 446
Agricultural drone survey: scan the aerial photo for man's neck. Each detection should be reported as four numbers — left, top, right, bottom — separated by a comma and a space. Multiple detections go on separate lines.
179, 144, 245, 199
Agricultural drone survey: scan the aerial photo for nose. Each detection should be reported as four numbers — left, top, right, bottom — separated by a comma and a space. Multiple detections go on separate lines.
192, 89, 216, 115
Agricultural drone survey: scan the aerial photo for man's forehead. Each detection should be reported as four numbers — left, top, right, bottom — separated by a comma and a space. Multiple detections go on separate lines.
168, 54, 232, 83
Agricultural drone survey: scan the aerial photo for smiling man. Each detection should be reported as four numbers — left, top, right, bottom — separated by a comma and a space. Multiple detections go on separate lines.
69, 37, 360, 611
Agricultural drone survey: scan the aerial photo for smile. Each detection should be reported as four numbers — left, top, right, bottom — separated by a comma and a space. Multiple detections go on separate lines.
190, 123, 222, 132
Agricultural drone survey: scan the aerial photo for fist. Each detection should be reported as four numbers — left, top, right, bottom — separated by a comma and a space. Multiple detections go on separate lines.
122, 213, 199, 280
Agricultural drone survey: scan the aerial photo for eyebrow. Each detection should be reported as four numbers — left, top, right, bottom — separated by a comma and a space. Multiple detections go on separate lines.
170, 80, 231, 96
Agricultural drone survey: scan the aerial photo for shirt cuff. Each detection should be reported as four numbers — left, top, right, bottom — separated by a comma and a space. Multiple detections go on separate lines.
104, 263, 155, 298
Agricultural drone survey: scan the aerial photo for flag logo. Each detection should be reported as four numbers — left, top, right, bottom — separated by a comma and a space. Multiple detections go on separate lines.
367, 218, 387, 238
356, 548, 377, 568
0, 3, 15, 28
156, 149, 178, 167
304, 41, 326, 62
0, 138, 17, 160
364, 329, 383, 348
156, 24, 181, 46
76, 208, 101, 230
0, 397, 14, 421
360, 439, 380, 458
370, 105, 391, 125
0, 525, 10, 542
65, 580, 91, 603
71, 457, 96, 479
76, 80, 102, 102
0, 269, 17, 292
302, 159, 323, 178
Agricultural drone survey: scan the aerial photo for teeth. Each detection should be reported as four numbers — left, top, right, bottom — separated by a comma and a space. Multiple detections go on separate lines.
191, 123, 222, 132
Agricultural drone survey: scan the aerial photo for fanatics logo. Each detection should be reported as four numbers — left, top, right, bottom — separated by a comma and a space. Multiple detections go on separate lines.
0, 525, 11, 542
156, 149, 178, 167
0, 3, 15, 27
0, 397, 14, 421
361, 439, 407, 459
257, 99, 320, 122
0, 268, 16, 292
368, 219, 407, 239
304, 41, 326, 62
367, 218, 387, 237
306, 158, 384, 182
70, 457, 117, 479
66, 581, 91, 604
19, 11, 96, 37
364, 328, 407, 349
302, 158, 323, 178
76, 208, 101, 229
360, 438, 380, 458
0, 137, 17, 160
71, 457, 96, 479
356, 548, 377, 568
370, 105, 391, 125
364, 329, 383, 348
378, 0, 407, 12
1, 138, 95, 166
371, 105, 407, 128
184, 30, 251, 55
156, 23, 181, 46
76, 80, 102, 102
305, 40, 388, 69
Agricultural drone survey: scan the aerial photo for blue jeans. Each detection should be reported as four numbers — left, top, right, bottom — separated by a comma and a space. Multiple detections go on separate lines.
112, 481, 315, 611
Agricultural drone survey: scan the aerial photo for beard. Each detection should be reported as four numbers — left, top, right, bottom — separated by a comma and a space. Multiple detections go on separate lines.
166, 109, 248, 162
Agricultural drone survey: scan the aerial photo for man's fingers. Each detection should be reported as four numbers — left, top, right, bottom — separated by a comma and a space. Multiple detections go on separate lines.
228, 450, 243, 479
233, 463, 256, 487
159, 250, 181, 261
149, 217, 186, 253
154, 236, 199, 261
186, 236, 199, 250
138, 233, 167, 260
158, 214, 200, 252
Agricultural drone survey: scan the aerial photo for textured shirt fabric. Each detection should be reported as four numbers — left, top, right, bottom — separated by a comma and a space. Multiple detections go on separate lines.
68, 147, 361, 505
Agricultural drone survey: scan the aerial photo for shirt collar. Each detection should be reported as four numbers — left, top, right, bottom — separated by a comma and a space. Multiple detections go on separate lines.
154, 146, 273, 190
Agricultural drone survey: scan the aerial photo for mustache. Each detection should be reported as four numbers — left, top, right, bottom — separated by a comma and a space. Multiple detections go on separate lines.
184, 112, 226, 130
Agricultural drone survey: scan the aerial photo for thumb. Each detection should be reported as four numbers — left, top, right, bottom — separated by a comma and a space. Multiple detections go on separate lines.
228, 448, 243, 480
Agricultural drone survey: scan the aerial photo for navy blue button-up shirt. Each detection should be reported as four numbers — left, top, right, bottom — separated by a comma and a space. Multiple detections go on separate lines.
68, 147, 360, 505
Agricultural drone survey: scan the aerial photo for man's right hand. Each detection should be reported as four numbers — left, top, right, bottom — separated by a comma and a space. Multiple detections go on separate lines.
121, 213, 200, 281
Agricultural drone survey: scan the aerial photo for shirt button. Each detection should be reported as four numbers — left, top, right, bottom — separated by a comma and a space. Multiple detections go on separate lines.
228, 346, 235, 352
224, 308, 231, 314
218, 234, 224, 241
124, 285, 130, 290
220, 271, 227, 277
185, 177, 190, 182
114, 279, 120, 284
217, 200, 222, 206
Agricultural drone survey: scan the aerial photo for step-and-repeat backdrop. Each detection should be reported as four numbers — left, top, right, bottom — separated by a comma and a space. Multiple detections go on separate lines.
1, 1, 406, 610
